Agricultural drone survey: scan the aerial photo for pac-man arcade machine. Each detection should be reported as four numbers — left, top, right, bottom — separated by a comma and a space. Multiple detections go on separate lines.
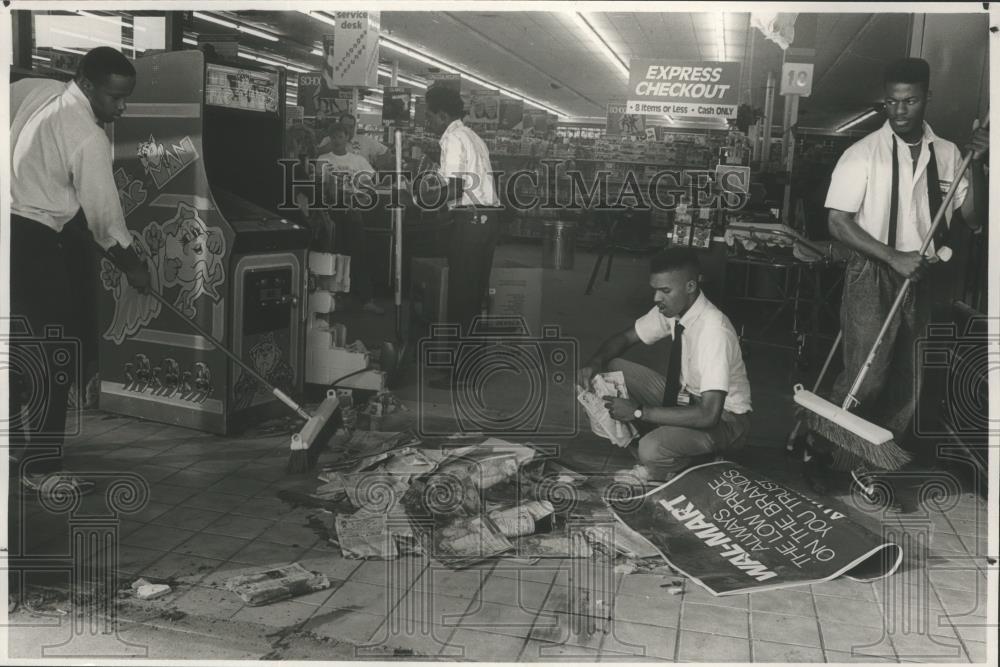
98, 50, 311, 434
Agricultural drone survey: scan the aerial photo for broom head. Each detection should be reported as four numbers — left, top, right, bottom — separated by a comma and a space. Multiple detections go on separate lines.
287, 391, 341, 474
793, 386, 912, 471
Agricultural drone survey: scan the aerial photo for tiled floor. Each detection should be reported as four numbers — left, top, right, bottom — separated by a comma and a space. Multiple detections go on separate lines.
7, 408, 992, 662
6, 245, 994, 661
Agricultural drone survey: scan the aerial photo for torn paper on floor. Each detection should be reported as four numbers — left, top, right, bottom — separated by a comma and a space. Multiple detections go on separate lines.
224, 563, 331, 606
578, 371, 639, 447
334, 510, 399, 559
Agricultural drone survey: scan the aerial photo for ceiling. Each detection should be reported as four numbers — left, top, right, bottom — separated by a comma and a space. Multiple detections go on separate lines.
205, 9, 917, 132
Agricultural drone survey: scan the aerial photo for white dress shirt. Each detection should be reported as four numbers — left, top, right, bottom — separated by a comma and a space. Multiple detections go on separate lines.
10, 78, 132, 250
825, 120, 968, 254
438, 119, 498, 208
634, 292, 753, 414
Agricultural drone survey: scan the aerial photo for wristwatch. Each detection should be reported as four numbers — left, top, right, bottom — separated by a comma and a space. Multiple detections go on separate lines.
633, 406, 643, 420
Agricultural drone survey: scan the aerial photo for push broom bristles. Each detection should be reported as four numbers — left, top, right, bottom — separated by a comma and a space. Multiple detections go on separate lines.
794, 387, 912, 471
287, 390, 341, 474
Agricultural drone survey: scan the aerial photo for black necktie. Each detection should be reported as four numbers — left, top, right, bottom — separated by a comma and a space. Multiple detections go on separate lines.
662, 322, 684, 407
889, 136, 947, 252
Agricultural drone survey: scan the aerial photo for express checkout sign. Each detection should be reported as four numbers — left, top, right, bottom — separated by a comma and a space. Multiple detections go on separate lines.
627, 59, 742, 119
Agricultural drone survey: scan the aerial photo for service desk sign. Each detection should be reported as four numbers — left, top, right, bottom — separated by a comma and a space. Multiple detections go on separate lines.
321, 11, 380, 89
627, 59, 741, 119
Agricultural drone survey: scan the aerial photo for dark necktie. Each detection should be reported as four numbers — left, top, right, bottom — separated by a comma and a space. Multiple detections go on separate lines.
889, 136, 946, 251
662, 322, 684, 407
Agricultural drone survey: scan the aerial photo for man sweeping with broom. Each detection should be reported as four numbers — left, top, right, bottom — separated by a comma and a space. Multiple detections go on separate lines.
804, 57, 989, 496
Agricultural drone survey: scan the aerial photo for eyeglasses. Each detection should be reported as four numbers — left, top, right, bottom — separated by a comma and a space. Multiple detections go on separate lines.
883, 98, 924, 109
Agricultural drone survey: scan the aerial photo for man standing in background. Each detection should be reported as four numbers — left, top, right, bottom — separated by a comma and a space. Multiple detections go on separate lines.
420, 83, 501, 359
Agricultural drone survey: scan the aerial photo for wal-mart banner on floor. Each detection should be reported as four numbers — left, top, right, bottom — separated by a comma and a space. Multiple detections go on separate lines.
612, 461, 903, 595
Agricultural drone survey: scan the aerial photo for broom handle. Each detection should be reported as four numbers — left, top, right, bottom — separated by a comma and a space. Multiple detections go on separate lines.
788, 330, 843, 444
109, 265, 312, 421
843, 117, 987, 410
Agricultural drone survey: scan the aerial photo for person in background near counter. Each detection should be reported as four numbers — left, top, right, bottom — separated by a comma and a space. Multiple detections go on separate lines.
9, 46, 150, 498
815, 57, 989, 490
579, 248, 753, 483
317, 112, 393, 169
420, 84, 502, 357
317, 123, 384, 315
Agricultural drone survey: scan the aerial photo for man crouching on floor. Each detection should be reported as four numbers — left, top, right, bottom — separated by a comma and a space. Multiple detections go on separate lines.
578, 247, 753, 483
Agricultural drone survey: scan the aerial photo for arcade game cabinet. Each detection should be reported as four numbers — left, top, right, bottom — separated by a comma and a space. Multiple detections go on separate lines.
98, 50, 310, 434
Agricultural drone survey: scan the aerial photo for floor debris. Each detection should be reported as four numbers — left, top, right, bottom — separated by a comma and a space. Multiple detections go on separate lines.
224, 563, 331, 606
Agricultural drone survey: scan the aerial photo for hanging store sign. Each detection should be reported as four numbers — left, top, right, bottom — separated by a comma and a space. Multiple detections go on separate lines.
606, 101, 646, 137
382, 87, 412, 124
498, 98, 524, 131
522, 109, 549, 136
299, 73, 355, 119
429, 72, 462, 93
780, 62, 814, 97
320, 11, 380, 89
467, 91, 500, 130
627, 60, 742, 119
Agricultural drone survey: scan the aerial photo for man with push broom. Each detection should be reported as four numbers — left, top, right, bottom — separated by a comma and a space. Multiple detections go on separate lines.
803, 57, 989, 496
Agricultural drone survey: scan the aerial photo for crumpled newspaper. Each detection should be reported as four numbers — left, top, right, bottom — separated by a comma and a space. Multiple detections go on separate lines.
577, 371, 639, 447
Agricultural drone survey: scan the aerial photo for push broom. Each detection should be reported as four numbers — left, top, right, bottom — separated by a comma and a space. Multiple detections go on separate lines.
793, 117, 988, 472
104, 272, 341, 474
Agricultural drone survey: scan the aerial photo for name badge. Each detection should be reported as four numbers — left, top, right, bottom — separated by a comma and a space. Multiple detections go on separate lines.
677, 391, 691, 406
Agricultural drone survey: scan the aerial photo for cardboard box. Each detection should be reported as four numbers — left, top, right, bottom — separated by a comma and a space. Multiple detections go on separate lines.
410, 257, 449, 323
488, 261, 542, 336
333, 369, 388, 392
410, 258, 543, 336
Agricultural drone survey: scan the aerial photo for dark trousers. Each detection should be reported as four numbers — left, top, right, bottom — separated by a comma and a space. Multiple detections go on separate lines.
828, 251, 932, 445
446, 208, 500, 335
9, 216, 81, 475
609, 358, 751, 479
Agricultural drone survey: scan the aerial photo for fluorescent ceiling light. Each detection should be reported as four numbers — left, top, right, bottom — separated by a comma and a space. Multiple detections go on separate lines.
75, 10, 146, 31
182, 36, 197, 46
311, 47, 323, 56
379, 37, 458, 74
380, 35, 566, 117
299, 10, 339, 30
836, 109, 879, 133
32, 54, 52, 63
300, 14, 567, 117
238, 25, 279, 43
716, 13, 726, 61
569, 13, 629, 80
49, 27, 119, 48
239, 52, 310, 74
377, 67, 427, 89
193, 11, 236, 29
51, 45, 88, 55
194, 11, 278, 42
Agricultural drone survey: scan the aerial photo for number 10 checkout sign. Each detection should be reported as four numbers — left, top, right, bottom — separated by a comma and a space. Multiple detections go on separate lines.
780, 62, 814, 97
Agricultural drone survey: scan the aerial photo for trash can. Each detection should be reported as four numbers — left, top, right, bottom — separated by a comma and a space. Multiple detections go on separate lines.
542, 220, 576, 270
